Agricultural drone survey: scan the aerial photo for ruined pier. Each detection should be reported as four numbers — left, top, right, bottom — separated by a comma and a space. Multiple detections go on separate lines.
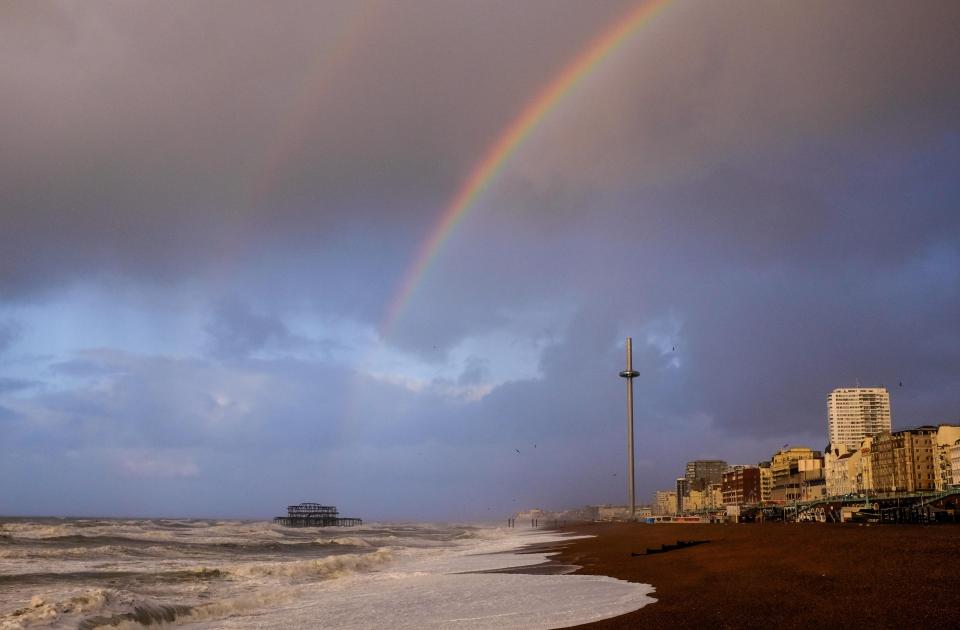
273, 502, 362, 527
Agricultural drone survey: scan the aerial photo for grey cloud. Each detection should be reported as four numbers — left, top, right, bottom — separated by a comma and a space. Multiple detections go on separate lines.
49, 357, 128, 377
0, 320, 21, 354
0, 377, 36, 394
518, 0, 960, 188
205, 299, 293, 360
0, 0, 635, 300
4, 1, 956, 303
457, 357, 490, 386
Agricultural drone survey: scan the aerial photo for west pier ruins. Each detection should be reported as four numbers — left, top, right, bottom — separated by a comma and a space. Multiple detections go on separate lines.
273, 503, 362, 527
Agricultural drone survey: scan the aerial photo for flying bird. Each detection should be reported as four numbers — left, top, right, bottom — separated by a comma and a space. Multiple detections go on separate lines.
899, 380, 903, 387
515, 449, 520, 454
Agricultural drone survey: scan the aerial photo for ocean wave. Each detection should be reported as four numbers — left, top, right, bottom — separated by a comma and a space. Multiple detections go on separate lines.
77, 602, 194, 630
323, 536, 372, 548
0, 544, 136, 559
80, 588, 304, 630
227, 548, 394, 580
0, 589, 113, 630
0, 567, 226, 589
2, 520, 284, 545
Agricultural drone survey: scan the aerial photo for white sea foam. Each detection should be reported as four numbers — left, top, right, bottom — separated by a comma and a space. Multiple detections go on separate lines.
0, 520, 655, 629
188, 530, 656, 629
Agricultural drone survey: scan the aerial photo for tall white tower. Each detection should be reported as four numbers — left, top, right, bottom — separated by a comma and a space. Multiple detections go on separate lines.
827, 387, 891, 451
619, 337, 639, 519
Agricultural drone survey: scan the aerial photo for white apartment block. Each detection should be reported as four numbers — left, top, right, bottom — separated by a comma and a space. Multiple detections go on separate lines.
828, 387, 892, 451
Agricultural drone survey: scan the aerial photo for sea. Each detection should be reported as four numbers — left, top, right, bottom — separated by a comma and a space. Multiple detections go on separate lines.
0, 518, 655, 629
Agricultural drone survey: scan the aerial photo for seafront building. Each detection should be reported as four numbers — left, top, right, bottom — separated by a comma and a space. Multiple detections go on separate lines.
654, 490, 678, 515
825, 437, 874, 496
825, 448, 855, 496
664, 460, 727, 514
952, 440, 960, 486
707, 483, 723, 510
684, 460, 728, 491
684, 484, 723, 511
645, 391, 959, 518
676, 477, 689, 512
869, 426, 960, 493
770, 447, 824, 503
827, 387, 891, 451
686, 489, 706, 511
870, 427, 938, 492
934, 425, 960, 490
855, 437, 874, 493
759, 461, 773, 502
722, 466, 761, 507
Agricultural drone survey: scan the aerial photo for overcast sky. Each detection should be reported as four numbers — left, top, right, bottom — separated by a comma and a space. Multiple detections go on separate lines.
2, 0, 959, 521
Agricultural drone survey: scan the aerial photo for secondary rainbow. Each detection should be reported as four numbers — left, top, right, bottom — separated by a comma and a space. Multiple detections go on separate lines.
381, 0, 672, 334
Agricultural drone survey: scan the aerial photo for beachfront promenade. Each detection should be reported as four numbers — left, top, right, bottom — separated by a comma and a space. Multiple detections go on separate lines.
513, 488, 960, 527
675, 487, 960, 524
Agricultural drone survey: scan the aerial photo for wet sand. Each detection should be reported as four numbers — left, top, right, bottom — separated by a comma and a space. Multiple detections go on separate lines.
553, 522, 960, 629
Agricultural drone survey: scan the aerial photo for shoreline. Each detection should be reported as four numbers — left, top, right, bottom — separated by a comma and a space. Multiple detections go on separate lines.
550, 521, 960, 629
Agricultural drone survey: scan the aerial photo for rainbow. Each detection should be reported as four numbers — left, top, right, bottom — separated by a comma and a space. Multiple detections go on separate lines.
381, 0, 672, 334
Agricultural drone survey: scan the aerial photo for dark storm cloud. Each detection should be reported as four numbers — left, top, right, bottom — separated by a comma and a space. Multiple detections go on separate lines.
3, 1, 953, 300
0, 0, 634, 300
513, 0, 960, 190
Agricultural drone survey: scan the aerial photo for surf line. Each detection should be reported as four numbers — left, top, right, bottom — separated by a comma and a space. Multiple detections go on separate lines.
380, 0, 673, 336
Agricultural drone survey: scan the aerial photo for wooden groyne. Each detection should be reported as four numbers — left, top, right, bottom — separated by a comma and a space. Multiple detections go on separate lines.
273, 502, 362, 527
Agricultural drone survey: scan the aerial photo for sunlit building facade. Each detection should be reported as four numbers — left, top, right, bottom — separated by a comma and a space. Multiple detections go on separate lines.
951, 441, 960, 487
759, 461, 773, 502
770, 447, 823, 503
722, 466, 761, 506
828, 387, 891, 451
934, 425, 960, 490
654, 490, 678, 516
871, 427, 937, 492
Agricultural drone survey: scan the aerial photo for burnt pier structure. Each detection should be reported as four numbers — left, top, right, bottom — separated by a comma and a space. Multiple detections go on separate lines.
273, 502, 362, 527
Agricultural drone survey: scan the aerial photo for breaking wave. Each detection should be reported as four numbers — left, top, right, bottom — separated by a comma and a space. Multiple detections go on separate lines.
2, 589, 113, 630
228, 548, 394, 579
0, 520, 520, 629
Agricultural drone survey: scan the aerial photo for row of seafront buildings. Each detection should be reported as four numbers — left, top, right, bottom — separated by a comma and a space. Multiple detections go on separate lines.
653, 387, 960, 516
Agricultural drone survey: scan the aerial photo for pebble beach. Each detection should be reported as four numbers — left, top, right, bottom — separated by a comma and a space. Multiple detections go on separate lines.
554, 522, 960, 629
